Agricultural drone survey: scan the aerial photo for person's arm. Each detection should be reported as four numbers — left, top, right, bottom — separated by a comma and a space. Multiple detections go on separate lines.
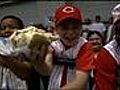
30, 45, 54, 76
32, 52, 53, 76
95, 48, 117, 90
0, 54, 32, 80
61, 70, 89, 90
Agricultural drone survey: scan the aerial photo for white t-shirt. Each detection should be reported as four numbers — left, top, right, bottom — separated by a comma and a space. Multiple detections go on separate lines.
0, 37, 27, 90
89, 22, 106, 34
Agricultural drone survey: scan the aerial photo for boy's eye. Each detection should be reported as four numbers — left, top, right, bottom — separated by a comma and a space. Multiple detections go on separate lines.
1, 26, 6, 30
62, 25, 79, 30
0, 25, 19, 30
89, 38, 100, 41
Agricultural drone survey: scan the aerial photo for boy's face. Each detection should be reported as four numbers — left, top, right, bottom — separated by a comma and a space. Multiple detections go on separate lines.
0, 18, 20, 37
56, 19, 82, 47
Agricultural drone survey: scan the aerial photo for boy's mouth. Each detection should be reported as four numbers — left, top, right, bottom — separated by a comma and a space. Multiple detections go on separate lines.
0, 32, 13, 37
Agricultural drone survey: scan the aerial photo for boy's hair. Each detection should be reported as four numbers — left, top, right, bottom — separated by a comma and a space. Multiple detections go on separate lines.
54, 5, 82, 26
1, 15, 24, 29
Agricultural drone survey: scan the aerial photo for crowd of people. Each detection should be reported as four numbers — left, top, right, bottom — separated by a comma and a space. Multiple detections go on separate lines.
0, 3, 119, 90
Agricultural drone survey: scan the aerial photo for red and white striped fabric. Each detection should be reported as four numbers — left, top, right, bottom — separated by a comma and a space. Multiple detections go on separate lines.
48, 37, 87, 90
104, 39, 120, 65
0, 38, 27, 90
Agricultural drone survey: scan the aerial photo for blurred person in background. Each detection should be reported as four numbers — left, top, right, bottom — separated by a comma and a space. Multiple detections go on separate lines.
87, 31, 105, 58
105, 16, 114, 43
87, 31, 105, 90
82, 18, 91, 39
95, 4, 120, 90
89, 15, 106, 35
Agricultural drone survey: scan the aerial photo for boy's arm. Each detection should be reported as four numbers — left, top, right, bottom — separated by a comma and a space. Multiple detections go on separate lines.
31, 45, 54, 76
61, 43, 93, 90
61, 70, 89, 90
0, 54, 32, 80
33, 52, 53, 76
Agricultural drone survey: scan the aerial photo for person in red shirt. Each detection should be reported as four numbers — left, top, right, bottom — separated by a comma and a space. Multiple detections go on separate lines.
87, 31, 105, 90
95, 4, 120, 90
30, 5, 93, 90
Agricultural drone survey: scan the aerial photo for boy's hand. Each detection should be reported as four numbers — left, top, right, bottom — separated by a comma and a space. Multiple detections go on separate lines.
30, 45, 48, 61
29, 44, 50, 75
0, 56, 6, 66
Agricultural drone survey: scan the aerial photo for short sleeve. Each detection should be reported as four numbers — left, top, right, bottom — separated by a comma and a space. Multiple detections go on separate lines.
75, 43, 93, 72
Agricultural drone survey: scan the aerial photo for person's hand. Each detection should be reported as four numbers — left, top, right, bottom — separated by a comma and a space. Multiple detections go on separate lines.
0, 53, 25, 68
29, 44, 48, 65
29, 44, 50, 75
0, 55, 6, 66
0, 55, 18, 67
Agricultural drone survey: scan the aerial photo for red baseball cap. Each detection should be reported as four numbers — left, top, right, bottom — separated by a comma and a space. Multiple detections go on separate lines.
54, 5, 82, 26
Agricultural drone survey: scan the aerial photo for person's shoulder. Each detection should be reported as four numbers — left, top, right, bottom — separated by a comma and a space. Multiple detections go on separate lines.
98, 46, 113, 60
82, 42, 92, 50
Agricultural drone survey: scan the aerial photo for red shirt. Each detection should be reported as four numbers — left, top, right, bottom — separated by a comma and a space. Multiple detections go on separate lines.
61, 42, 94, 86
95, 48, 117, 90
76, 42, 93, 71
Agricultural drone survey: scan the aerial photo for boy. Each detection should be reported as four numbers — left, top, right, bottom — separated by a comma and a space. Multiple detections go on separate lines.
31, 5, 93, 90
0, 15, 28, 89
